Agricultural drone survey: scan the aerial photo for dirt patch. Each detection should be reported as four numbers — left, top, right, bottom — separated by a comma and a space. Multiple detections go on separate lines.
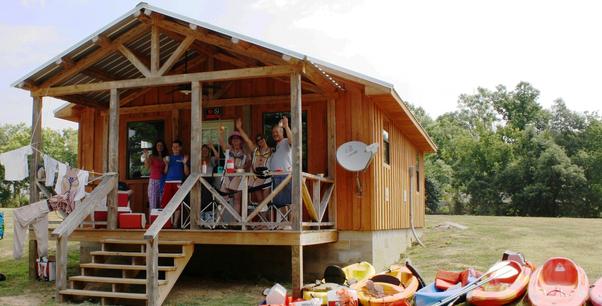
0, 294, 43, 306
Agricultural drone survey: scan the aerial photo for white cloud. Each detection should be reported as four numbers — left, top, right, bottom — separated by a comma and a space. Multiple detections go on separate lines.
19, 0, 47, 8
0, 23, 65, 70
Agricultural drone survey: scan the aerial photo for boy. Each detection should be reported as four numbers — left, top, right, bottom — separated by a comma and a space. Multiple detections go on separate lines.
160, 140, 189, 211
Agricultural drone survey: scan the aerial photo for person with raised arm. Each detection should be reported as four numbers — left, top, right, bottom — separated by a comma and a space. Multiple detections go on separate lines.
269, 116, 293, 210
235, 118, 273, 204
218, 125, 250, 217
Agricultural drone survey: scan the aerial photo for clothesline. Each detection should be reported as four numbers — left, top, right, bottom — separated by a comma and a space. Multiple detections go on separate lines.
29, 145, 107, 177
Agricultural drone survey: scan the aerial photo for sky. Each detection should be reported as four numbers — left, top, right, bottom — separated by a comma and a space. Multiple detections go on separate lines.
1, 0, 602, 130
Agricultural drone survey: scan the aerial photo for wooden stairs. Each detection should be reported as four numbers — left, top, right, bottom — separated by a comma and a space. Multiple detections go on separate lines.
59, 239, 194, 305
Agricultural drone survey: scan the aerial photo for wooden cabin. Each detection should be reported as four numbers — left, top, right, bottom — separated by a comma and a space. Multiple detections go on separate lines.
13, 3, 436, 305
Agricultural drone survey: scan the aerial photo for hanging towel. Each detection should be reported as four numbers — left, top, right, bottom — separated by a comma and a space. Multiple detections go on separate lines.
43, 154, 59, 187
0, 145, 32, 181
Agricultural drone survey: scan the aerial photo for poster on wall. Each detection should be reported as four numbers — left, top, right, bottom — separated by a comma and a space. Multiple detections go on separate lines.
204, 107, 223, 120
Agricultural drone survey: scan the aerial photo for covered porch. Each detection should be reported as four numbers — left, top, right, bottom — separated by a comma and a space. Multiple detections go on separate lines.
19, 4, 342, 304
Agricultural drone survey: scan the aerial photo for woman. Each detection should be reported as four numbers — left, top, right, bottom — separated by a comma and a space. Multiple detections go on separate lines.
144, 140, 167, 212
218, 126, 250, 216
235, 118, 273, 203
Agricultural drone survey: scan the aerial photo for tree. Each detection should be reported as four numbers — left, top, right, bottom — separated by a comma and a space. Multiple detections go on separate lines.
0, 124, 78, 207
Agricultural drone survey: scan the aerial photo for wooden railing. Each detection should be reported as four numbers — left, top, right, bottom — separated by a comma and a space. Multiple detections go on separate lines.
51, 174, 117, 299
143, 172, 199, 305
301, 173, 335, 228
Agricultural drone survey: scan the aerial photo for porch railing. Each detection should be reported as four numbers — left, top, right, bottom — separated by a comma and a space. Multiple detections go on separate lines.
51, 173, 117, 300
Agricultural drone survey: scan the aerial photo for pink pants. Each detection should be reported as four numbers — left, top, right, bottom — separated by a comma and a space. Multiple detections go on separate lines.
13, 200, 49, 259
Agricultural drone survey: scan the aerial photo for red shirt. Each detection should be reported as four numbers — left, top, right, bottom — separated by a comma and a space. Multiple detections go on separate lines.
149, 157, 165, 179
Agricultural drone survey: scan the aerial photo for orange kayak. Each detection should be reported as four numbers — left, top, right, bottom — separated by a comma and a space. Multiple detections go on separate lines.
528, 257, 589, 306
352, 265, 419, 306
591, 278, 602, 306
467, 260, 532, 306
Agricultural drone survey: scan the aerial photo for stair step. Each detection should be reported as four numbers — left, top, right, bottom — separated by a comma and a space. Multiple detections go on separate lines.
80, 263, 176, 271
59, 289, 147, 300
69, 275, 168, 286
90, 251, 185, 258
101, 239, 192, 245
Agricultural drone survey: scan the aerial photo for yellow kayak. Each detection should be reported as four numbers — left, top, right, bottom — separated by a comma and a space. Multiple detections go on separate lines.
352, 265, 419, 306
342, 262, 376, 284
302, 282, 345, 305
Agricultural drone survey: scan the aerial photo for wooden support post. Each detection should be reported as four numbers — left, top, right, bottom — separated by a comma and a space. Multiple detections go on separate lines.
29, 95, 42, 280
150, 25, 160, 76
107, 89, 119, 229
101, 111, 109, 172
291, 245, 304, 298
55, 236, 68, 301
290, 72, 303, 231
241, 176, 248, 230
146, 238, 159, 305
190, 82, 202, 228
326, 98, 337, 226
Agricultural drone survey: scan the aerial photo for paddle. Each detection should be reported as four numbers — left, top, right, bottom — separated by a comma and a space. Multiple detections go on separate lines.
431, 264, 519, 306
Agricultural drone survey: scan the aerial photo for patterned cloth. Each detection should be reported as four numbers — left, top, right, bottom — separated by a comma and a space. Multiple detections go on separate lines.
148, 178, 162, 210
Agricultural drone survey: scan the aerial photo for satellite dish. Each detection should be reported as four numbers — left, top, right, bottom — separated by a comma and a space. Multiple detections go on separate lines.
336, 141, 379, 195
336, 141, 379, 171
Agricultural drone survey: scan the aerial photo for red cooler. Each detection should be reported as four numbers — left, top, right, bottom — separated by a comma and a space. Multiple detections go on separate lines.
118, 213, 146, 229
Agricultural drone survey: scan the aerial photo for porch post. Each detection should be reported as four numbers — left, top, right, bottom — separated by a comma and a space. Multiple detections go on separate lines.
291, 244, 304, 298
326, 98, 337, 227
29, 95, 42, 280
107, 88, 119, 229
190, 81, 202, 228
290, 72, 303, 231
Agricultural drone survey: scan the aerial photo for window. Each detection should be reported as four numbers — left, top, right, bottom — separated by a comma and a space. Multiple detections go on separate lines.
383, 129, 390, 165
127, 121, 165, 179
416, 155, 420, 192
262, 111, 308, 172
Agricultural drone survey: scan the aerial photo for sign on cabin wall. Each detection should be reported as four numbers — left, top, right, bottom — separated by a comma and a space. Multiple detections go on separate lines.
204, 107, 223, 120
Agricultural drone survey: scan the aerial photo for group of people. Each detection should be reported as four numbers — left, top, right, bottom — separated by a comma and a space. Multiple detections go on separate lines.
142, 116, 293, 226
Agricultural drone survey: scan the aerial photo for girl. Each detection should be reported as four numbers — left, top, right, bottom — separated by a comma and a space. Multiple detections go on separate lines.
144, 140, 167, 212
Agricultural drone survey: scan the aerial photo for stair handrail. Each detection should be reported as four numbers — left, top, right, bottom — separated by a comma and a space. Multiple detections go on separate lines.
144, 172, 200, 240
52, 173, 117, 239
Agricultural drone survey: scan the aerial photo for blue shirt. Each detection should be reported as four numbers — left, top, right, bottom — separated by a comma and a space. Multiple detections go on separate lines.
165, 155, 186, 181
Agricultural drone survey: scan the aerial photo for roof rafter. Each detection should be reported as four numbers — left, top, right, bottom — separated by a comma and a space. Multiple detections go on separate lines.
36, 23, 150, 89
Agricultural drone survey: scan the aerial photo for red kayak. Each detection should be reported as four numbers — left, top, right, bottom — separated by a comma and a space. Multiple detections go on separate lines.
592, 278, 602, 306
528, 257, 589, 306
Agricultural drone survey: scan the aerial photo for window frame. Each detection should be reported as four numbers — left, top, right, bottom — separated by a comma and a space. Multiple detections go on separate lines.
125, 120, 166, 180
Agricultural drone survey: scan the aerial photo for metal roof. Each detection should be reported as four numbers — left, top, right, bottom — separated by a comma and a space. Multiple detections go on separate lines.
12, 2, 392, 94
12, 2, 435, 152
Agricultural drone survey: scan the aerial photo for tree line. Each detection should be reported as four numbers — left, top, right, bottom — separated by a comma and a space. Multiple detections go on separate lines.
416, 82, 602, 218
0, 123, 77, 207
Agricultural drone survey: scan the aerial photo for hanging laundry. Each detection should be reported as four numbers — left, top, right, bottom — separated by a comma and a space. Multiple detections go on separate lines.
0, 145, 32, 181
43, 154, 59, 187
13, 200, 49, 259
50, 164, 89, 215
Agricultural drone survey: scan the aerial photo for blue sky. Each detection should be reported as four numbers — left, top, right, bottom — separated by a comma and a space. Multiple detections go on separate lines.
2, 0, 602, 130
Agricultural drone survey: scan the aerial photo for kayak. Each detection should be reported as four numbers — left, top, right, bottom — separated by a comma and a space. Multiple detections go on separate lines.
467, 260, 532, 305
528, 257, 589, 306
352, 265, 419, 306
342, 261, 376, 284
414, 268, 479, 306
591, 278, 602, 306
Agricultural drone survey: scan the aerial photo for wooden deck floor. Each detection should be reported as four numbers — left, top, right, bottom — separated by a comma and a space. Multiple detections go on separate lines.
68, 228, 338, 246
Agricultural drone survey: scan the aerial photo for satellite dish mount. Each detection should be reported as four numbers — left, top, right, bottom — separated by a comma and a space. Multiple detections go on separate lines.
336, 141, 379, 196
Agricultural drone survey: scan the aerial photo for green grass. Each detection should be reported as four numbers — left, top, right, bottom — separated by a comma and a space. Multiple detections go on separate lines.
1, 211, 601, 305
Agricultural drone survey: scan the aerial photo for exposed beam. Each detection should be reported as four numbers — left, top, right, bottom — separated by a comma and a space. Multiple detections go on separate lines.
157, 36, 195, 76
119, 54, 207, 107
35, 65, 297, 96
118, 44, 151, 77
37, 24, 149, 89
118, 93, 324, 115
155, 18, 286, 66
302, 61, 337, 97
150, 25, 160, 75
83, 67, 120, 81
63, 95, 108, 109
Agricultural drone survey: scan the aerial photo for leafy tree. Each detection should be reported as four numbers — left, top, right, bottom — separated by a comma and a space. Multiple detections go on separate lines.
0, 124, 78, 207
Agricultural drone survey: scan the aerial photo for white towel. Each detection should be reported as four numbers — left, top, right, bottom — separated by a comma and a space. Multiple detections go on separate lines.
43, 154, 59, 187
0, 146, 32, 181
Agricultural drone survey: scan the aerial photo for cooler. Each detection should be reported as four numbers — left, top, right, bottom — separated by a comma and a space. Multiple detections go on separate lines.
148, 208, 173, 229
118, 213, 146, 229
118, 190, 133, 207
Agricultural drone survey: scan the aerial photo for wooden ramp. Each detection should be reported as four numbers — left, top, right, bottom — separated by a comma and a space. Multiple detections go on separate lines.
59, 239, 194, 305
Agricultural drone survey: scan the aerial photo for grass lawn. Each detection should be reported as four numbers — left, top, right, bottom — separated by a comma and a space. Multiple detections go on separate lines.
0, 210, 600, 305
